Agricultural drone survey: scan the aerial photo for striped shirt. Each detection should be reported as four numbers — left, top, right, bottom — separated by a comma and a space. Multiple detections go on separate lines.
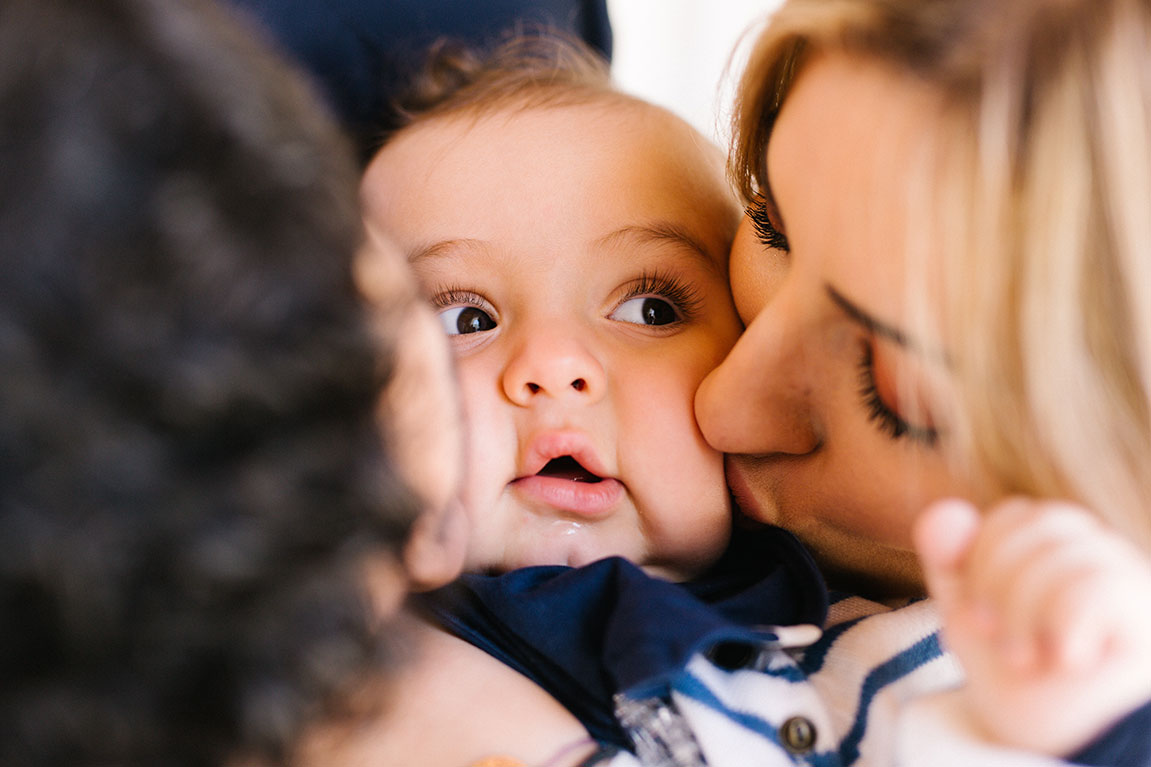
595, 595, 1142, 766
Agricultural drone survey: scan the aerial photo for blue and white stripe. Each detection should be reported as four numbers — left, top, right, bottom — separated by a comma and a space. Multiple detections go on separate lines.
594, 596, 1077, 766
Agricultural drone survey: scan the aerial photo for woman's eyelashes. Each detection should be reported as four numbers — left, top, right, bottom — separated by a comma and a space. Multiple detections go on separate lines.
857, 341, 939, 446
746, 194, 790, 253
609, 272, 702, 327
433, 289, 497, 335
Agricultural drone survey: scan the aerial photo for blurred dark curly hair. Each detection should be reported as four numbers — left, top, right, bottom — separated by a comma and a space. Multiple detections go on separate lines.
0, 0, 421, 765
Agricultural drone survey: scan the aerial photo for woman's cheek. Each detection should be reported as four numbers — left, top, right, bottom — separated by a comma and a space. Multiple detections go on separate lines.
728, 221, 784, 325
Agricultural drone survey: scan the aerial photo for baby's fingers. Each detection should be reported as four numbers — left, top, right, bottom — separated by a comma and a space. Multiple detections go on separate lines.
963, 501, 1149, 674
961, 502, 1101, 668
1045, 564, 1122, 670
1046, 535, 1151, 670
999, 546, 1110, 672
965, 500, 1097, 603
913, 499, 981, 617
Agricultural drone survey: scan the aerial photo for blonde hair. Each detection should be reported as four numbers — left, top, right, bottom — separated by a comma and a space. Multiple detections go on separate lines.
732, 0, 1151, 548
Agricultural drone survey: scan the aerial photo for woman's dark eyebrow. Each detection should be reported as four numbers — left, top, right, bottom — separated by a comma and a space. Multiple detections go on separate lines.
825, 284, 911, 347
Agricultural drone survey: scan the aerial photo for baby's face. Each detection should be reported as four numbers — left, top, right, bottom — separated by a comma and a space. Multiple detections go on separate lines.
362, 101, 741, 580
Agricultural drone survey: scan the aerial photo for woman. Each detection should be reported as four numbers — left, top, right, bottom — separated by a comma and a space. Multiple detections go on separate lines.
696, 0, 1151, 760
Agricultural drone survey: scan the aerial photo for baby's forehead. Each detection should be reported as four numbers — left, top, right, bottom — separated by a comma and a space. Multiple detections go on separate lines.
377, 90, 723, 166
362, 95, 739, 262
370, 98, 708, 190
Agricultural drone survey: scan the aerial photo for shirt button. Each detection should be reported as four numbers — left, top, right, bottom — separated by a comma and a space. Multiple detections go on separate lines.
706, 641, 757, 670
781, 716, 817, 754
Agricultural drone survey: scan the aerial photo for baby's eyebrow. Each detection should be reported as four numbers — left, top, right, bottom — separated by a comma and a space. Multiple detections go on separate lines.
595, 223, 722, 276
407, 237, 490, 263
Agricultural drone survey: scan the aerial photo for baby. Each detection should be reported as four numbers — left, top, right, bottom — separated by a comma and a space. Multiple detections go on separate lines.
361, 36, 744, 583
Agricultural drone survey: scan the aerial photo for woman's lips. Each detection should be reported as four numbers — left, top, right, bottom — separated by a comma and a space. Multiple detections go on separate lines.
724, 456, 774, 522
510, 475, 624, 517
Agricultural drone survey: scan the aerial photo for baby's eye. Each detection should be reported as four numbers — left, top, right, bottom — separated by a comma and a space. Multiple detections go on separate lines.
610, 296, 681, 326
438, 305, 497, 335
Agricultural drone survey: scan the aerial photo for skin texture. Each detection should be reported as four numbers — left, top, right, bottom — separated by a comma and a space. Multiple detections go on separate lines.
362, 99, 742, 580
695, 52, 975, 599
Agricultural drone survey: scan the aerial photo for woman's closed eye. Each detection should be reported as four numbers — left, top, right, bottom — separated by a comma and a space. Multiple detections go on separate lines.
609, 271, 702, 328
857, 340, 938, 445
432, 289, 497, 335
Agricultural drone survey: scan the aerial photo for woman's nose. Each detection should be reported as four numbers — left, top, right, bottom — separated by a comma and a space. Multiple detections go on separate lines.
695, 294, 821, 456
501, 331, 606, 407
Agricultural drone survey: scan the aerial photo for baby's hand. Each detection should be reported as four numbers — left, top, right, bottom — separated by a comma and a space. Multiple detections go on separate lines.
914, 498, 1151, 756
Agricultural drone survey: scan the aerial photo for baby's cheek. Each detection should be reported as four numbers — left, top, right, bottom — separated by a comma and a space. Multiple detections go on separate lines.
623, 373, 730, 555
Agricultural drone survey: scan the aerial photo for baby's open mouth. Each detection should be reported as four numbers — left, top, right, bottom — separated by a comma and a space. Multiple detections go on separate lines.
536, 455, 604, 483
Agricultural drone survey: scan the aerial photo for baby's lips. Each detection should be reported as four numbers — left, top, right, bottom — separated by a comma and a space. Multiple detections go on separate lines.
509, 473, 624, 518
518, 429, 612, 480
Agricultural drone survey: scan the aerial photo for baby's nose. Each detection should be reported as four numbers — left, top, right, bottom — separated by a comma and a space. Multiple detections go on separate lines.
502, 334, 605, 406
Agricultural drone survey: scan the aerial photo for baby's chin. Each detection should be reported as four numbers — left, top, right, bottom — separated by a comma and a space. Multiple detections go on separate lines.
513, 535, 622, 572
466, 520, 634, 572
468, 526, 699, 582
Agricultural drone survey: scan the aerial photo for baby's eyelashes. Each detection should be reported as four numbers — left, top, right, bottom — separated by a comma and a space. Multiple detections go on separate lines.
429, 288, 499, 336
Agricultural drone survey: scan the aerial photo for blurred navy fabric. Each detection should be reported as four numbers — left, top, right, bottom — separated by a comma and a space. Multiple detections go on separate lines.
414, 525, 829, 748
225, 0, 612, 161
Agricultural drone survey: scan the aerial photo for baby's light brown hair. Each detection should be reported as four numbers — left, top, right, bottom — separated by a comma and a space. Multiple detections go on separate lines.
381, 30, 644, 145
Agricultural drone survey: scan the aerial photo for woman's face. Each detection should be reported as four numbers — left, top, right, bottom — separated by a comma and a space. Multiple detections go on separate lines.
696, 52, 977, 598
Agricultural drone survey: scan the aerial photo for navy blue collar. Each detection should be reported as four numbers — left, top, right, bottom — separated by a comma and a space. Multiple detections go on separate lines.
414, 525, 827, 747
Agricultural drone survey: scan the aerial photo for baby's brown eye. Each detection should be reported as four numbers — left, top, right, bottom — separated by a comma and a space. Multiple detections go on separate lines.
438, 305, 496, 335
611, 296, 680, 326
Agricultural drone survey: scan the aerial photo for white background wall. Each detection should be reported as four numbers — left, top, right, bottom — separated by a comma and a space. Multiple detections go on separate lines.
606, 1, 785, 144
